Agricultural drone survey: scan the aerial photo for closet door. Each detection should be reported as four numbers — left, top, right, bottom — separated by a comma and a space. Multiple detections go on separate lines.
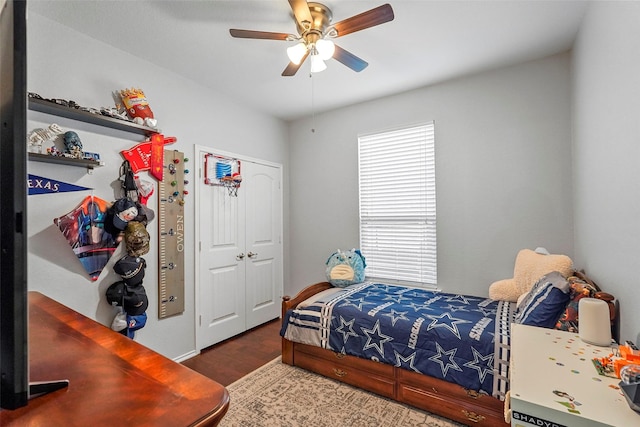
197, 151, 282, 350
198, 172, 246, 347
244, 161, 282, 329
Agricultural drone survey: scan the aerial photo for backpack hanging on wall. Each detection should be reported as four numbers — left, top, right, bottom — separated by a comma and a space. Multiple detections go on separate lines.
119, 160, 137, 200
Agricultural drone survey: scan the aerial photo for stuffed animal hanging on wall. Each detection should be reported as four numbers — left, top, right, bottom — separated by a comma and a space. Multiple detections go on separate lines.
325, 249, 367, 288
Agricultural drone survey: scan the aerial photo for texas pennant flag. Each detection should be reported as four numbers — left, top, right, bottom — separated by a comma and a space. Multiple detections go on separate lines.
28, 174, 92, 195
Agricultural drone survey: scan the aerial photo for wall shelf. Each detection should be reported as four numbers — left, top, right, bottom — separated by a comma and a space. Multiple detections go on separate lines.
28, 152, 104, 171
28, 97, 159, 137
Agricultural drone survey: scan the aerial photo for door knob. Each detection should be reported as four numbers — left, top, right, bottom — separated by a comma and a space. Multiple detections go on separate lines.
247, 252, 258, 258
236, 253, 245, 260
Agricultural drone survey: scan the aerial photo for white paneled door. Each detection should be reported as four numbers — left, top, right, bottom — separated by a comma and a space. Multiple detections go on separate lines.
197, 150, 282, 350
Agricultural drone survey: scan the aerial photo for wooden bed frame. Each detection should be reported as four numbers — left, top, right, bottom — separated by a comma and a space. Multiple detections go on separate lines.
281, 282, 508, 427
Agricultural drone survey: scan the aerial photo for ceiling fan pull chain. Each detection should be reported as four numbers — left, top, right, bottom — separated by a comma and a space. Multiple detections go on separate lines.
310, 72, 316, 133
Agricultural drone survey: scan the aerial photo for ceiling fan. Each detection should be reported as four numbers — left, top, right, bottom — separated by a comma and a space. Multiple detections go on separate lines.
229, 1, 394, 76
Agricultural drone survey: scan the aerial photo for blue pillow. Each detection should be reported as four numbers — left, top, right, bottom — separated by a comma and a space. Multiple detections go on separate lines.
515, 271, 571, 328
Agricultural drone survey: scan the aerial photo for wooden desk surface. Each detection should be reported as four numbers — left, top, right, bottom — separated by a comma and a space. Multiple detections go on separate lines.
0, 292, 229, 426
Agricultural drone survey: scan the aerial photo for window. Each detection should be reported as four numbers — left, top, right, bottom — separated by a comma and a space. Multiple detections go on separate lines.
358, 122, 436, 288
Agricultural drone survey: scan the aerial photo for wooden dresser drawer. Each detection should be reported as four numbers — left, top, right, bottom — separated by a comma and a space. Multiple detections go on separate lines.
399, 382, 505, 426
398, 369, 506, 426
294, 348, 396, 398
287, 342, 507, 426
294, 342, 395, 377
398, 368, 503, 410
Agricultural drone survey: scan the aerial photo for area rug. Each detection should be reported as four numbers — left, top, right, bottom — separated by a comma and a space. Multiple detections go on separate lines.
219, 357, 464, 427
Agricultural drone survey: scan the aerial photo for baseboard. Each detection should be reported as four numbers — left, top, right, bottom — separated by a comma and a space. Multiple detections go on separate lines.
173, 349, 199, 363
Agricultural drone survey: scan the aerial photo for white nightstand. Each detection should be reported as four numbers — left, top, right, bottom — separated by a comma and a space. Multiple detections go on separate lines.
509, 323, 639, 427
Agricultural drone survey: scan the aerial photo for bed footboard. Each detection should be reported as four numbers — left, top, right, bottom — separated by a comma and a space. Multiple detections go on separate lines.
281, 281, 333, 365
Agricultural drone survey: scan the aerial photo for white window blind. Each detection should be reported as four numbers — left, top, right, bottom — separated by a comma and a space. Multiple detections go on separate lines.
358, 122, 436, 288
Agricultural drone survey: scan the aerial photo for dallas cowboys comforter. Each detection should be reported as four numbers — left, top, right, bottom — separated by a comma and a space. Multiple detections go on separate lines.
281, 282, 515, 399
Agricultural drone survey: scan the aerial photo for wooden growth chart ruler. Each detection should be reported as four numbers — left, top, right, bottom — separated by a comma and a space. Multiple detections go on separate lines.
158, 149, 187, 318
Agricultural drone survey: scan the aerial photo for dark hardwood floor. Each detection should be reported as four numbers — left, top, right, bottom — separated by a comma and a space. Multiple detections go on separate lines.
181, 318, 282, 386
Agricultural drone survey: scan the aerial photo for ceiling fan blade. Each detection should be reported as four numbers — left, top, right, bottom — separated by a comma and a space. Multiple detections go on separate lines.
332, 4, 394, 37
282, 51, 310, 76
288, 0, 313, 28
229, 29, 291, 40
333, 44, 368, 72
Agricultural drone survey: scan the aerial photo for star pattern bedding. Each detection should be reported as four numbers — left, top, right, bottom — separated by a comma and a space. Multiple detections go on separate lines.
281, 282, 516, 399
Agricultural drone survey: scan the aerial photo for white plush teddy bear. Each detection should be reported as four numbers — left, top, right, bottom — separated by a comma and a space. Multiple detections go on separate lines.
489, 248, 573, 302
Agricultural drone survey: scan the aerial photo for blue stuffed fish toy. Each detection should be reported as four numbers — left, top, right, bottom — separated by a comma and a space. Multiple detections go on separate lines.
325, 249, 366, 287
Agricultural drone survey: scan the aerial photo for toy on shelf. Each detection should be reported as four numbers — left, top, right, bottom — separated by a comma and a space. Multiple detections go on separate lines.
27, 122, 102, 164
28, 123, 64, 153
116, 87, 157, 128
28, 91, 155, 128
63, 131, 83, 159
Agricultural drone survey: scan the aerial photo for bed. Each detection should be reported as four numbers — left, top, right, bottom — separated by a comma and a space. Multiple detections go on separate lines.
280, 276, 619, 427
281, 281, 515, 426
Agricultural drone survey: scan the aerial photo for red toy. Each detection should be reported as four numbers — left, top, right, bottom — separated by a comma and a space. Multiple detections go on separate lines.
118, 88, 156, 127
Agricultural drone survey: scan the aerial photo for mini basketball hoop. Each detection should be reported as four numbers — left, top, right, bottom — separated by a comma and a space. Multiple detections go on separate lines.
204, 154, 242, 197
220, 177, 241, 196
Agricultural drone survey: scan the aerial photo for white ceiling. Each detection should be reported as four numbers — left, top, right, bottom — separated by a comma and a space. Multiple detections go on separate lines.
28, 0, 589, 121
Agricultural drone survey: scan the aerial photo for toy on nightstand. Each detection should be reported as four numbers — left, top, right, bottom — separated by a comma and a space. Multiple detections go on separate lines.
592, 341, 640, 379
593, 353, 617, 378
615, 341, 640, 377
619, 363, 640, 412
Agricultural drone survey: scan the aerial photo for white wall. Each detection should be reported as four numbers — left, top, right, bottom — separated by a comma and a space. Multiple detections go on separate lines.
572, 1, 640, 344
26, 12, 289, 360
288, 53, 573, 298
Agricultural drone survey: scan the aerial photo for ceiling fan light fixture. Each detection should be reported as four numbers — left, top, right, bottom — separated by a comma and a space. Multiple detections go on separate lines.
287, 42, 307, 65
315, 39, 335, 61
230, 2, 395, 77
310, 53, 327, 73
